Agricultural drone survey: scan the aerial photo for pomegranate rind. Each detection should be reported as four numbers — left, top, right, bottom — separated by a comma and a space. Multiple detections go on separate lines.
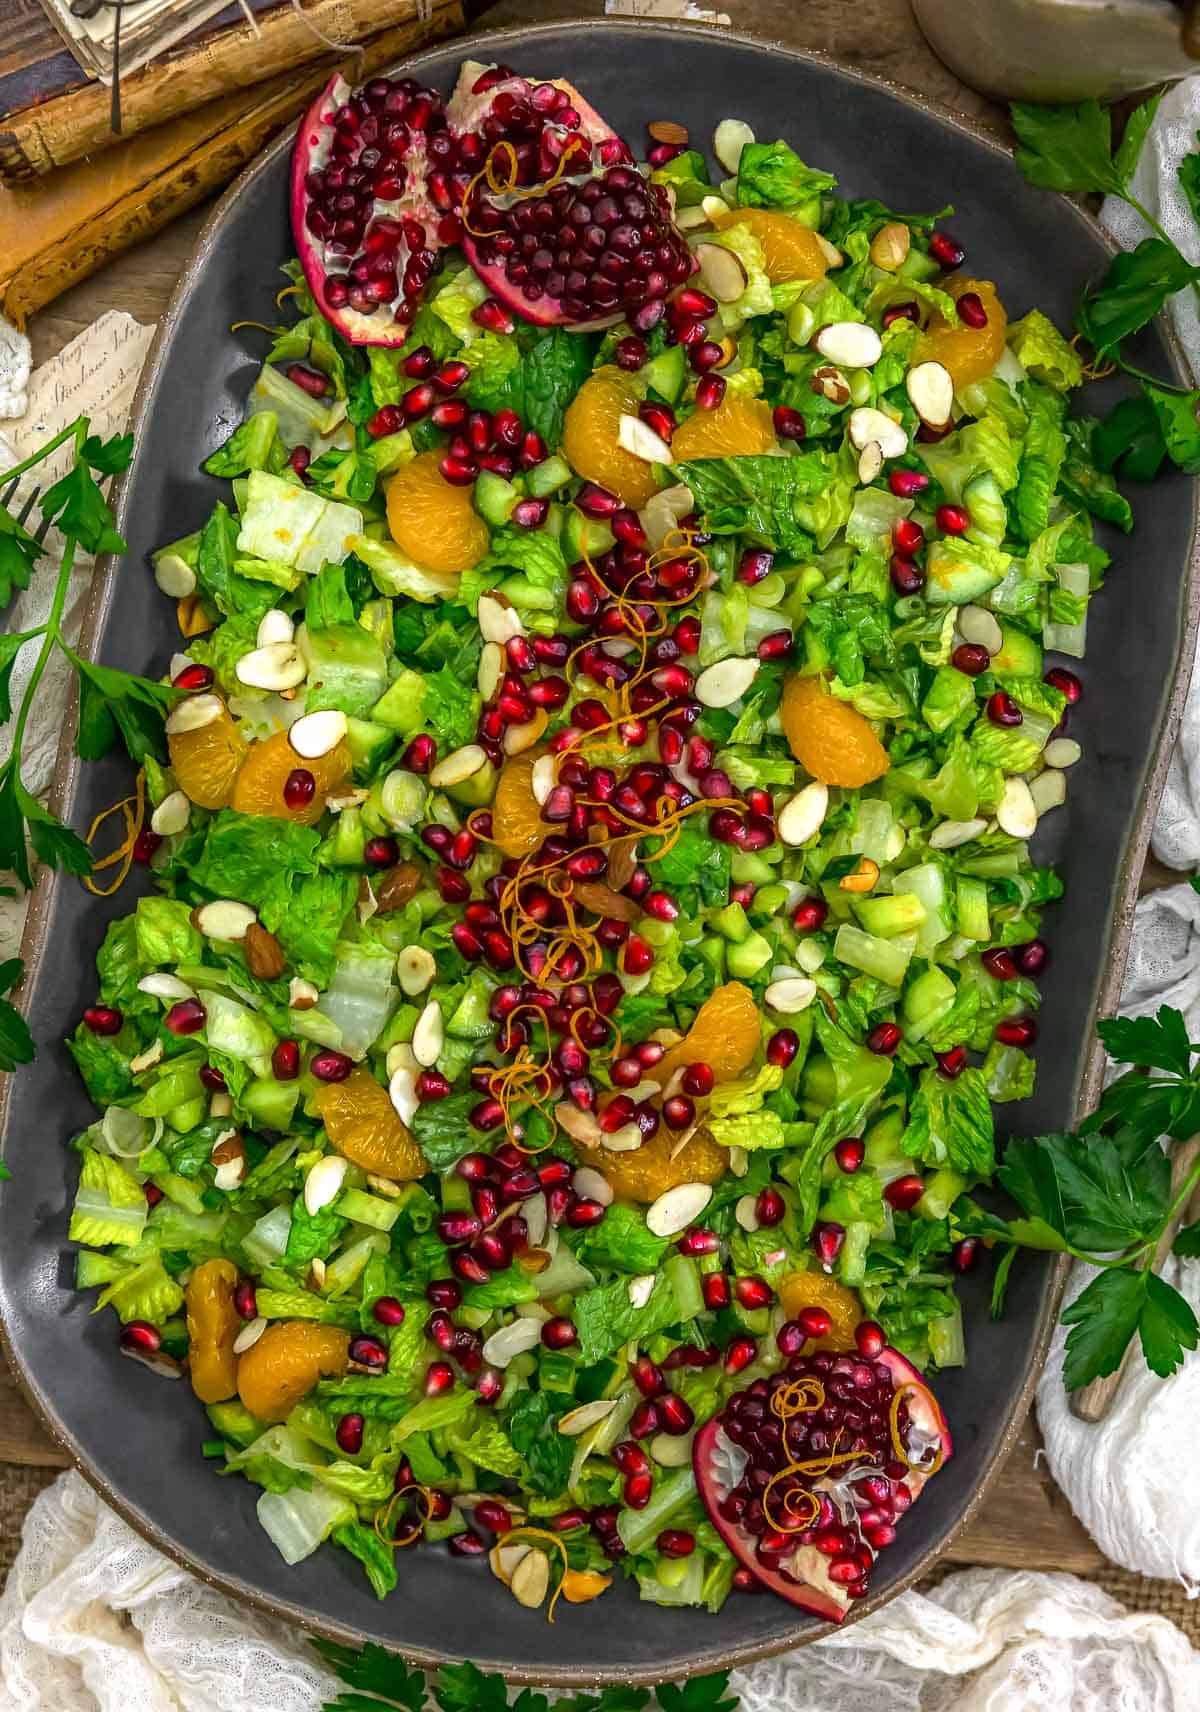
290, 73, 440, 349
693, 1346, 952, 1617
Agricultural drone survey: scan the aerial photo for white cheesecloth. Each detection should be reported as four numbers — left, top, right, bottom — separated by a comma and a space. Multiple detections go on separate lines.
4, 68, 1200, 1712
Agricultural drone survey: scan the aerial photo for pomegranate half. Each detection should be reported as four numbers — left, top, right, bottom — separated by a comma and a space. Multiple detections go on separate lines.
693, 1345, 952, 1621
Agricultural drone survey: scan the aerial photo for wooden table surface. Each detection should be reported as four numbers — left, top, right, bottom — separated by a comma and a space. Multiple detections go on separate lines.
4, 0, 1120, 1584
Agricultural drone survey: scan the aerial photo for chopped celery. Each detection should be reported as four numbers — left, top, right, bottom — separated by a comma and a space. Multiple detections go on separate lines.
833, 924, 916, 987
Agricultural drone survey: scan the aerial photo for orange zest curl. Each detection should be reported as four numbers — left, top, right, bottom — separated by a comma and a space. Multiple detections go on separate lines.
770, 1376, 826, 1420
888, 1382, 946, 1475
84, 769, 146, 898
460, 135, 594, 239
374, 1482, 434, 1549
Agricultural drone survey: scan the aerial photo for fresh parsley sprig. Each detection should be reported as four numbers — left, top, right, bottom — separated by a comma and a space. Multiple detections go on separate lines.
1011, 96, 1200, 479
311, 1647, 736, 1712
0, 416, 179, 892
978, 1006, 1200, 1389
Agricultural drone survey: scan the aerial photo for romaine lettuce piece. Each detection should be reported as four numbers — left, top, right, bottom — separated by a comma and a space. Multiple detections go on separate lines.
69, 1150, 148, 1249
236, 470, 362, 577
1007, 309, 1084, 391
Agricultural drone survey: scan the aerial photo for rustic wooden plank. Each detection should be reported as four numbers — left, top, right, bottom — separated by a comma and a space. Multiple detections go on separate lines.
0, 1364, 70, 1469
944, 1414, 1106, 1571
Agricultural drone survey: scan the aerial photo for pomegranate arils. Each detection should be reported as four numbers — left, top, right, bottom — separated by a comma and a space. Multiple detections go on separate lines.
936, 1046, 969, 1080
866, 1021, 901, 1055
884, 1174, 925, 1212
1016, 938, 1049, 976
986, 690, 1022, 727
83, 1005, 122, 1036
996, 1015, 1037, 1046
695, 374, 726, 410
812, 1221, 845, 1268
336, 1413, 365, 1455
773, 405, 806, 441
890, 554, 925, 595
952, 642, 989, 677
893, 516, 925, 557
982, 946, 1019, 981
1045, 666, 1082, 703
165, 999, 205, 1037
733, 1275, 772, 1310
797, 1305, 833, 1339
615, 334, 649, 370
956, 291, 988, 328
889, 468, 930, 498
311, 1049, 353, 1082
271, 1039, 300, 1081
936, 503, 970, 536
834, 1136, 865, 1173
283, 767, 316, 809
929, 229, 966, 268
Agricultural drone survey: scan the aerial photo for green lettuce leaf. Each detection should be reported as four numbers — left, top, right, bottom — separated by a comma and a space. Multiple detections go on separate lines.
902, 1066, 995, 1176
1006, 309, 1084, 391
736, 139, 835, 208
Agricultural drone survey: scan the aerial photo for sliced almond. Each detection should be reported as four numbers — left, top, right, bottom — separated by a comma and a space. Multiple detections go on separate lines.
289, 976, 319, 1010
814, 321, 883, 369
235, 643, 306, 693
477, 592, 525, 645
430, 743, 489, 788
482, 1316, 543, 1367
617, 412, 674, 464
777, 781, 828, 846
137, 973, 195, 1002
848, 407, 908, 460
648, 119, 688, 145
397, 945, 436, 997
602, 1122, 645, 1153
304, 1153, 347, 1216
628, 1274, 656, 1308
209, 1091, 233, 1119
153, 552, 196, 599
504, 713, 547, 756
477, 641, 504, 703
694, 243, 749, 304
522, 1193, 549, 1248
675, 204, 711, 231
572, 1165, 614, 1207
490, 1541, 533, 1586
165, 693, 223, 737
812, 365, 851, 406
326, 789, 368, 813
695, 655, 759, 709
764, 975, 817, 1014
957, 605, 1004, 654
388, 1066, 418, 1126
531, 754, 557, 806
735, 1194, 760, 1232
1043, 738, 1081, 769
387, 1043, 420, 1078
194, 899, 257, 942
289, 709, 348, 760
510, 1548, 551, 1610
1029, 768, 1066, 815
554, 1101, 603, 1148
243, 922, 285, 980
558, 1397, 618, 1436
367, 1172, 404, 1199
309, 1258, 327, 1292
647, 1181, 713, 1238
815, 233, 844, 268
928, 817, 987, 850
411, 999, 444, 1068
211, 1131, 246, 1192
233, 1316, 267, 1355
996, 776, 1038, 839
150, 790, 191, 837
639, 482, 695, 549
130, 1040, 164, 1074
713, 117, 754, 175
869, 222, 911, 271
728, 1145, 750, 1178
905, 360, 955, 429
857, 441, 884, 485
256, 608, 295, 648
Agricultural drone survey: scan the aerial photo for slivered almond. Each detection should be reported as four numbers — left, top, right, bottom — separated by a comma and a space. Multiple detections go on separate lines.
150, 791, 191, 837
694, 243, 749, 304
647, 1181, 713, 1237
165, 694, 223, 736
194, 899, 257, 942
288, 710, 348, 759
648, 119, 688, 145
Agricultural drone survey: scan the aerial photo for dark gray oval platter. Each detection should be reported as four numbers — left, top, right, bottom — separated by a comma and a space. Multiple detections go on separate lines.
0, 16, 1197, 1686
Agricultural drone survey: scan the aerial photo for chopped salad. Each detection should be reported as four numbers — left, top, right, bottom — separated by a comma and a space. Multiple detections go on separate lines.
66, 59, 1131, 1622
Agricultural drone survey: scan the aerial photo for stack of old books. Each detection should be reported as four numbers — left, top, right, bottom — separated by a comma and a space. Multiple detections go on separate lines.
0, 0, 463, 326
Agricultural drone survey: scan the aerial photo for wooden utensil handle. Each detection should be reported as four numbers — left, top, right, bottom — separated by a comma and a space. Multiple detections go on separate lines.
1068, 1133, 1200, 1423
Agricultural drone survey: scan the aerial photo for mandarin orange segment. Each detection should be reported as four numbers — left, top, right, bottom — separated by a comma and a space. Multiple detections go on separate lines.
780, 674, 890, 789
231, 729, 352, 824
386, 450, 490, 576
168, 703, 246, 811
715, 207, 830, 284
185, 1258, 241, 1404
779, 1271, 863, 1350
652, 981, 761, 1088
912, 276, 1008, 391
236, 1321, 351, 1424
492, 748, 547, 859
669, 393, 777, 463
315, 1067, 426, 1181
588, 1125, 729, 1205
561, 369, 660, 508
